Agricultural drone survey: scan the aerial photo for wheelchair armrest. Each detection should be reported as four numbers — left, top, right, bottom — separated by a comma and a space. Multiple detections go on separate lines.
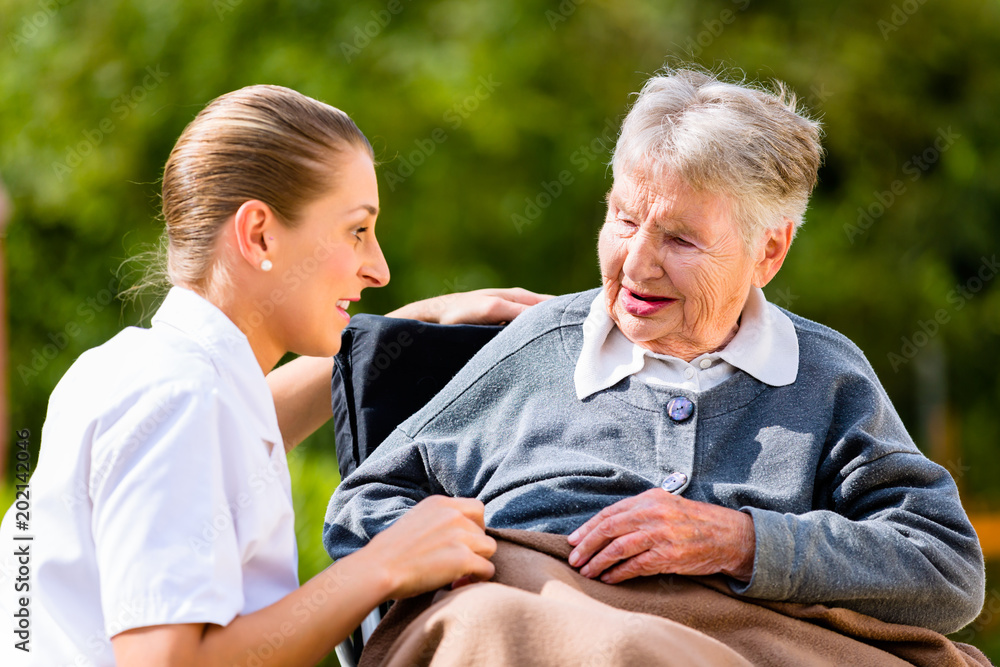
335, 606, 383, 666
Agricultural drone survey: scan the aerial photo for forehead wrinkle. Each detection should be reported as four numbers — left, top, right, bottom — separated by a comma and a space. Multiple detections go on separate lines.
641, 189, 702, 238
612, 173, 726, 243
624, 179, 728, 245
611, 185, 664, 232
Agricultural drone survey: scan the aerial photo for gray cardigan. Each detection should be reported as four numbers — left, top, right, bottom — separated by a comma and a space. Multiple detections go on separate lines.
323, 288, 985, 634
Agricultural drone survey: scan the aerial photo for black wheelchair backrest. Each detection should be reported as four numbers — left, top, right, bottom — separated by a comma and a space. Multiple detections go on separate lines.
330, 314, 504, 481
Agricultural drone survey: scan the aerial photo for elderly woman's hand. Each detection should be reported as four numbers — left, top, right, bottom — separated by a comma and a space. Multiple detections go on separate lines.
386, 287, 553, 325
566, 488, 755, 584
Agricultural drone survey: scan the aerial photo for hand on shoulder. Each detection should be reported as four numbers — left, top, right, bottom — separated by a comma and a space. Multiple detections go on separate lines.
387, 287, 554, 325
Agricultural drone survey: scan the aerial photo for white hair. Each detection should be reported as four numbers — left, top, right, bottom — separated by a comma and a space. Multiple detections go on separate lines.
612, 68, 824, 248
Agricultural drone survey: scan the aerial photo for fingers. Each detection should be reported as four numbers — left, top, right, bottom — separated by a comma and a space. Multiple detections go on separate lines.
414, 496, 494, 558
578, 531, 655, 579
465, 527, 497, 558
379, 497, 496, 599
568, 509, 638, 569
568, 493, 641, 547
450, 527, 496, 589
483, 287, 556, 305
449, 555, 496, 590
433, 288, 553, 325
434, 495, 487, 530
464, 553, 497, 583
570, 527, 623, 574
483, 298, 532, 324
598, 549, 662, 584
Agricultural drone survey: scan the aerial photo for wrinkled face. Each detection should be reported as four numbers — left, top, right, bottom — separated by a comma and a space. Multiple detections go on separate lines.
274, 150, 389, 357
598, 171, 756, 361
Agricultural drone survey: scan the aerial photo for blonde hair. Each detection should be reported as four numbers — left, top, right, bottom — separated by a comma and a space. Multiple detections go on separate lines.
159, 84, 373, 289
612, 68, 823, 248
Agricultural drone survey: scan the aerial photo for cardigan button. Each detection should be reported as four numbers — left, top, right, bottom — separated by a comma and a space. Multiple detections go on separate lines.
661, 472, 688, 492
666, 396, 694, 422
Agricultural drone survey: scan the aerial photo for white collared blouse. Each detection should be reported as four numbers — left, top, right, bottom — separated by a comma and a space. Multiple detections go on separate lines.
574, 287, 799, 400
0, 287, 298, 667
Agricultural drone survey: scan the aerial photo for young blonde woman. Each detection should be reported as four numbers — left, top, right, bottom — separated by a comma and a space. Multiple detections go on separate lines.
0, 85, 547, 666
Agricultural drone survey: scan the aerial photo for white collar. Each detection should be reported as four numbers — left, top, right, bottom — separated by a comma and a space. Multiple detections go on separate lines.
151, 286, 283, 448
574, 287, 799, 400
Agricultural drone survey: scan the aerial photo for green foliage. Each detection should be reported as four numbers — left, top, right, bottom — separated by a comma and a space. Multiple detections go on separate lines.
3, 0, 1000, 660
7, 0, 997, 497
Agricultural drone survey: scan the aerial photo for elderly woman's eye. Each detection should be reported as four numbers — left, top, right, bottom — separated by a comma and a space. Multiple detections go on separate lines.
672, 236, 694, 247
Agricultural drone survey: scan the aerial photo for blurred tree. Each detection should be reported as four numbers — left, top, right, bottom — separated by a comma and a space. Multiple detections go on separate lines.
5, 0, 998, 499
2, 2, 1000, 659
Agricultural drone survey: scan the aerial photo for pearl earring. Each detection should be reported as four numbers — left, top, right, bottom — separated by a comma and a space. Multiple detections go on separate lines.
260, 259, 273, 272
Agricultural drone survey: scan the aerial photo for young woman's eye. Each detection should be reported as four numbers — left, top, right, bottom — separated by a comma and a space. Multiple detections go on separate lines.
353, 226, 368, 239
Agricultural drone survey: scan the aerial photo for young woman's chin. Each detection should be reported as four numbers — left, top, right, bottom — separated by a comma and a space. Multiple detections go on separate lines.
283, 328, 343, 359
320, 332, 346, 358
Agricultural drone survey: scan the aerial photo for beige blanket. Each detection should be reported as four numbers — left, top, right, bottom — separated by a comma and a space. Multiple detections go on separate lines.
359, 529, 992, 666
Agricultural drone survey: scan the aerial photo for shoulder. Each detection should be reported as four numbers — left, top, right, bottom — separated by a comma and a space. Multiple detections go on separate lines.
779, 307, 880, 382
459, 287, 598, 367
49, 323, 225, 432
399, 288, 598, 434
777, 307, 909, 440
494, 288, 599, 342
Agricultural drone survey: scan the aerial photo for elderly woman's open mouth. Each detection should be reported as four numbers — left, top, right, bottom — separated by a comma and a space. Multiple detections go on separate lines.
621, 287, 676, 316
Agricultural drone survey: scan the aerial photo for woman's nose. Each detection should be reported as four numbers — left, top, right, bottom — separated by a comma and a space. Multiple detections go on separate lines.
622, 232, 665, 283
362, 237, 390, 287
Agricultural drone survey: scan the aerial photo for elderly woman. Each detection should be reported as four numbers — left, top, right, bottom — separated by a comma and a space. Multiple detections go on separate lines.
321, 69, 985, 660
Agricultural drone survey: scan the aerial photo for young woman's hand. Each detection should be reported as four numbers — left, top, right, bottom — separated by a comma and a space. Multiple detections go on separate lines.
112, 496, 495, 666
387, 287, 553, 325
365, 495, 497, 600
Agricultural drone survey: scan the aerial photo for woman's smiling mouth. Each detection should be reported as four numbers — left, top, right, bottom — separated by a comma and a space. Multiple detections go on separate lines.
620, 288, 675, 316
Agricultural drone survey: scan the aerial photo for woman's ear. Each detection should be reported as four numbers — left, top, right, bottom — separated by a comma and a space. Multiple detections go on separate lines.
751, 219, 794, 288
232, 200, 278, 270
